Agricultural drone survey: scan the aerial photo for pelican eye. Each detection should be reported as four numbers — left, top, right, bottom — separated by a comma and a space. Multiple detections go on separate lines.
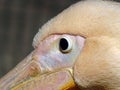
59, 37, 72, 53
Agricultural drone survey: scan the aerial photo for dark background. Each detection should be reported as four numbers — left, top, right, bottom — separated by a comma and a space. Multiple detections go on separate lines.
0, 0, 120, 78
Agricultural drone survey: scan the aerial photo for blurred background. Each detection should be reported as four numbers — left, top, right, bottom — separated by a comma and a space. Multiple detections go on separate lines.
0, 0, 120, 78
0, 0, 81, 78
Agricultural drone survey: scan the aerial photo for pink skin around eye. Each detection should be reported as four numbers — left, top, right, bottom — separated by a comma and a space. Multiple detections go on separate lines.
33, 34, 85, 73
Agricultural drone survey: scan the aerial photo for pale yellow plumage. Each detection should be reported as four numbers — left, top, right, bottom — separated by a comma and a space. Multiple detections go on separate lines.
1, 0, 120, 90
33, 0, 120, 89
33, 0, 120, 47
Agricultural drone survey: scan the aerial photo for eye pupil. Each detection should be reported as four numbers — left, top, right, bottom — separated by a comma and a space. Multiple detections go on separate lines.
59, 38, 68, 51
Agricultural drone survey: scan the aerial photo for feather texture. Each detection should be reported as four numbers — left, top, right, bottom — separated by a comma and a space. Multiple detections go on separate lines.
33, 0, 120, 89
33, 0, 120, 47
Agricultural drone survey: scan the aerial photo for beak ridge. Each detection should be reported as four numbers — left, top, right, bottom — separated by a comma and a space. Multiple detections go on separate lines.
11, 69, 76, 90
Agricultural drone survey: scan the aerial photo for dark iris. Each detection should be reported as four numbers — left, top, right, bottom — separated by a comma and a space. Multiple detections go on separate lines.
59, 38, 68, 52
